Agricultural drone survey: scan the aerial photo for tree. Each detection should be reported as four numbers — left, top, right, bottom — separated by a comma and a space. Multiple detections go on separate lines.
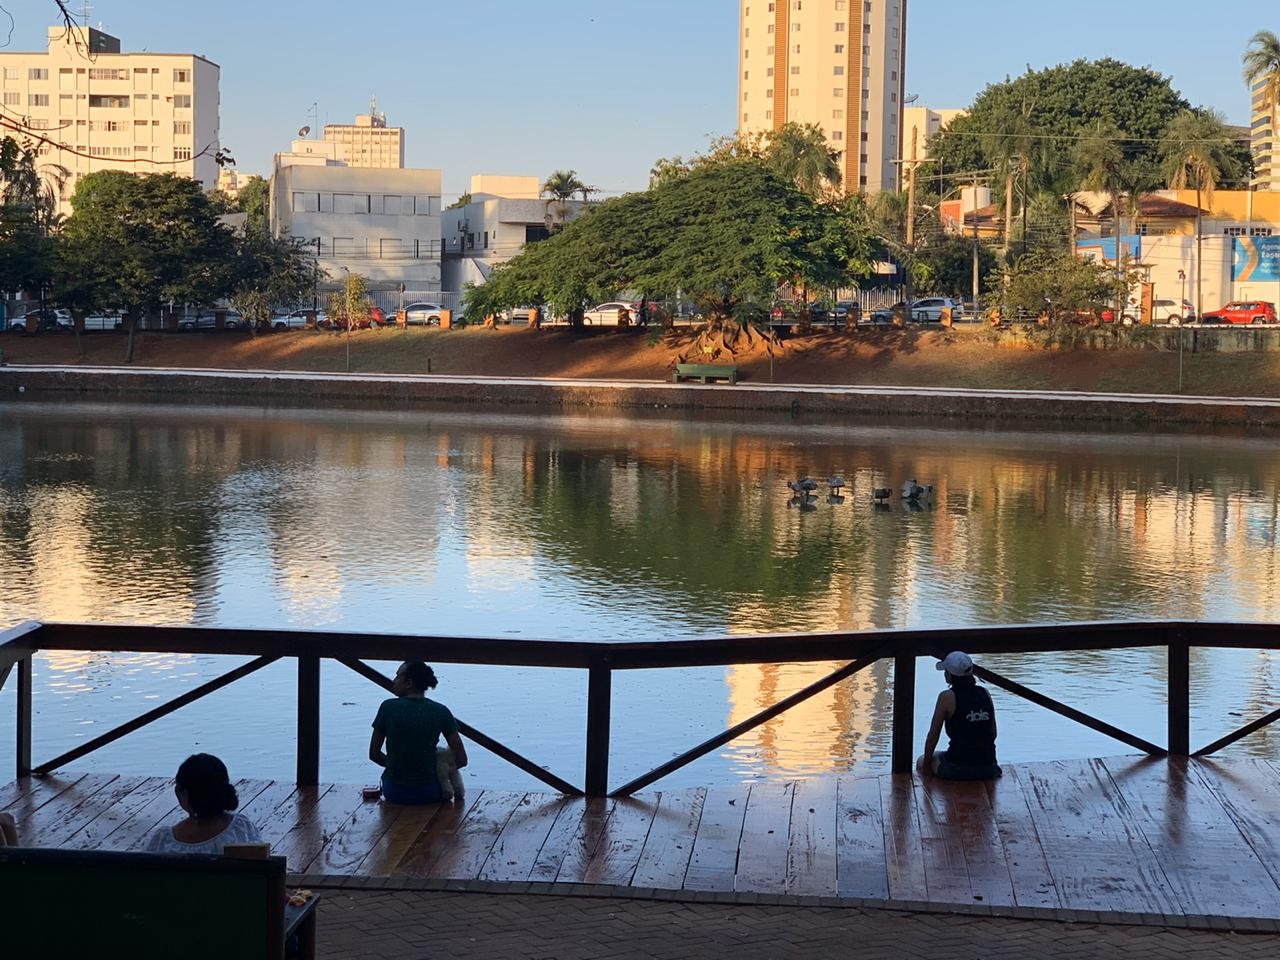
445, 192, 472, 210
467, 161, 876, 341
327, 270, 374, 331
1002, 250, 1119, 322
56, 171, 235, 360
0, 137, 56, 300
915, 235, 998, 299
233, 176, 270, 237
1243, 30, 1280, 167
228, 231, 318, 332
541, 169, 589, 232
1160, 109, 1243, 316
762, 122, 842, 197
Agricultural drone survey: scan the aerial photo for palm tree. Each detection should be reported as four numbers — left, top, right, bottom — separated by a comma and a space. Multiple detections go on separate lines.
763, 122, 842, 198
1075, 121, 1129, 315
1160, 109, 1242, 317
541, 169, 588, 233
990, 97, 1037, 255
1243, 30, 1280, 184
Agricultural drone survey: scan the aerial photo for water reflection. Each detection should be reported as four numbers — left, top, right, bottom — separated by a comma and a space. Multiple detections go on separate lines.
0, 402, 1277, 785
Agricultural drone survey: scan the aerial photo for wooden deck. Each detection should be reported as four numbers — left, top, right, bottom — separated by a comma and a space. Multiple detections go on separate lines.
4, 755, 1279, 919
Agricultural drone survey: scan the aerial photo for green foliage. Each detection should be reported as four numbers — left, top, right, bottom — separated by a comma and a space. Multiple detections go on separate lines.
650, 123, 841, 198
445, 192, 472, 210
915, 235, 998, 298
233, 176, 270, 236
327, 271, 373, 329
1001, 250, 1119, 321
228, 232, 318, 328
466, 160, 876, 325
1160, 109, 1243, 203
1243, 30, 1280, 135
0, 137, 56, 296
932, 59, 1250, 196
55, 171, 234, 316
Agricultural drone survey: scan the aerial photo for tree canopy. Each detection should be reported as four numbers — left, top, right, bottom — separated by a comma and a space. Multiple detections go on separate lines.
465, 160, 876, 326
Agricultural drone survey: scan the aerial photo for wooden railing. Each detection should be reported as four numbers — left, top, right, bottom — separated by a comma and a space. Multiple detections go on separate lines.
2, 620, 1278, 797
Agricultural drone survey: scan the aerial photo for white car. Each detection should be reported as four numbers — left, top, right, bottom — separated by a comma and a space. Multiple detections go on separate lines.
1152, 299, 1195, 325
8, 308, 72, 333
582, 302, 635, 325
908, 297, 965, 323
271, 310, 320, 330
403, 302, 447, 326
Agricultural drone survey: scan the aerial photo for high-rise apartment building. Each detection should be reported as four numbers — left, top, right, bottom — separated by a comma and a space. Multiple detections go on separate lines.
0, 25, 220, 216
1252, 78, 1277, 191
738, 0, 907, 194
322, 98, 404, 169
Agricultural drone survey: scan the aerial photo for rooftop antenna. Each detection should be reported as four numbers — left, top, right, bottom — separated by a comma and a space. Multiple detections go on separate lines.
298, 126, 310, 138
904, 93, 920, 106
79, 2, 93, 26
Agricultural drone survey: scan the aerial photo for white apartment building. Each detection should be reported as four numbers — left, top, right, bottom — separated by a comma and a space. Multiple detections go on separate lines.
0, 25, 219, 216
323, 99, 404, 169
738, 0, 907, 193
1252, 78, 1277, 191
269, 162, 443, 290
440, 175, 590, 289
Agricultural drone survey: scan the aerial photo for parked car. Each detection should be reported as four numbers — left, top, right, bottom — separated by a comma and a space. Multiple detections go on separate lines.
1199, 301, 1278, 325
83, 311, 124, 331
908, 297, 965, 323
403, 301, 446, 326
9, 308, 72, 333
271, 310, 320, 330
1152, 299, 1195, 325
179, 311, 243, 331
582, 302, 635, 325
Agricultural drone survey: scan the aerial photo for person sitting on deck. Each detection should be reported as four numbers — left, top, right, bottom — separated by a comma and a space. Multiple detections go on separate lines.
0, 811, 18, 846
145, 753, 263, 854
918, 651, 1002, 781
369, 661, 469, 805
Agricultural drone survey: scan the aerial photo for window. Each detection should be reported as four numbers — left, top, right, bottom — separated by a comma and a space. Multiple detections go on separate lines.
791, 66, 800, 74
834, 22, 845, 31
766, 67, 774, 76
790, 87, 800, 96
834, 44, 844, 53
765, 110, 773, 120
89, 68, 126, 80
292, 192, 319, 213
834, 66, 844, 75
89, 94, 129, 108
2, 92, 18, 106
28, 68, 48, 80
833, 88, 843, 97
832, 131, 844, 140
743, 70, 749, 79
172, 94, 192, 108
174, 146, 192, 161
836, 0, 846, 7
793, 22, 801, 31
173, 120, 191, 135
2, 67, 18, 80
833, 109, 844, 119
1250, 227, 1274, 237
28, 94, 49, 106
172, 69, 191, 83
743, 112, 749, 124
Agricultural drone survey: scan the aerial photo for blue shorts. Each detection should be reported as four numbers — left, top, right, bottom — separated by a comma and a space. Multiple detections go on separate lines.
936, 750, 1002, 781
381, 774, 443, 805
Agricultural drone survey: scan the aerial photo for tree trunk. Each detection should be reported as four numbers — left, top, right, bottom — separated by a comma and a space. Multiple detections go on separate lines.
123, 311, 136, 363
1194, 186, 1203, 319
1004, 172, 1015, 252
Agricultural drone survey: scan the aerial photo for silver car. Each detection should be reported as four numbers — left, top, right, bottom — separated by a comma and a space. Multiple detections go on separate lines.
909, 297, 965, 323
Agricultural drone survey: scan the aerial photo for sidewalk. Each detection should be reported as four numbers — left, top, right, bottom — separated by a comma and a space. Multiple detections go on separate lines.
316, 889, 1280, 960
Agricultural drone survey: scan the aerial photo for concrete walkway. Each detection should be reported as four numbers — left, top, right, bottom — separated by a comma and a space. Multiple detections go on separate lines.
316, 888, 1280, 960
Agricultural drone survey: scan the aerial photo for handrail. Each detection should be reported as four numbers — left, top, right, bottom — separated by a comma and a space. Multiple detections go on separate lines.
3, 620, 1279, 795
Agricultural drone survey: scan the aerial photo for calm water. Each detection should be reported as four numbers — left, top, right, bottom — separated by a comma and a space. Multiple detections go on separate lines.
0, 401, 1277, 791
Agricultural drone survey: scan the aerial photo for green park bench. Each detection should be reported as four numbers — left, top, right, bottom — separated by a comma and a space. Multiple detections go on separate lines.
0, 846, 318, 959
673, 363, 738, 384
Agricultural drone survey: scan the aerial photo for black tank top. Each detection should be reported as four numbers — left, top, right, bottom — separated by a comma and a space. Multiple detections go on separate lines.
944, 682, 997, 766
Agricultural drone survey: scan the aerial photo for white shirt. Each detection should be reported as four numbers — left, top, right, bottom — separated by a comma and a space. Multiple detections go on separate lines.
144, 812, 263, 856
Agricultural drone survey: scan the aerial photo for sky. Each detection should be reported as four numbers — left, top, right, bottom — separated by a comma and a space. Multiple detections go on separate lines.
3, 1, 1271, 201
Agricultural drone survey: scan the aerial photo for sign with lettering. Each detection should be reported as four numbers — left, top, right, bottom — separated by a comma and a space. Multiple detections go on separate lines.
1233, 236, 1280, 283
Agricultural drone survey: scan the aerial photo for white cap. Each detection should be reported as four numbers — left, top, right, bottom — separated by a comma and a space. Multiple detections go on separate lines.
937, 651, 974, 677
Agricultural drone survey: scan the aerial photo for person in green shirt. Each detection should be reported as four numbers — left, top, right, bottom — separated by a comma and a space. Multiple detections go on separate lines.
369, 660, 468, 804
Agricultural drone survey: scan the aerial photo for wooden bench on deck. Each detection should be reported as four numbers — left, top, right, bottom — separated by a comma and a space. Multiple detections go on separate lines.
0, 846, 318, 960
673, 363, 738, 384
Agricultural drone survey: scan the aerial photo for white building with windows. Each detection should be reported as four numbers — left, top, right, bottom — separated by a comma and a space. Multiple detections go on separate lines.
269, 161, 443, 291
322, 100, 404, 170
0, 24, 219, 216
738, 0, 907, 193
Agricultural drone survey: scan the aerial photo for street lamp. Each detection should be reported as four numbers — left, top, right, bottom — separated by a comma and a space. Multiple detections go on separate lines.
1177, 269, 1187, 393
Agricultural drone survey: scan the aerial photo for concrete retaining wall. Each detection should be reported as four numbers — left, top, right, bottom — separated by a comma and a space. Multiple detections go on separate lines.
3, 366, 1280, 428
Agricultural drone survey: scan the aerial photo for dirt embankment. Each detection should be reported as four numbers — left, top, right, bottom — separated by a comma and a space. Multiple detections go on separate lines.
5, 324, 1280, 398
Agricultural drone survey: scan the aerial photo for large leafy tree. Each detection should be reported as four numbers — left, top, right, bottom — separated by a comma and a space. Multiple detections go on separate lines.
0, 137, 56, 299
651, 124, 842, 199
1243, 30, 1280, 163
1160, 109, 1243, 316
228, 231, 318, 331
55, 171, 235, 360
932, 59, 1250, 198
467, 161, 875, 331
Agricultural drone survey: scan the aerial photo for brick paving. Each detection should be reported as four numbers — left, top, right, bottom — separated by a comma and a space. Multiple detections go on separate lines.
315, 889, 1280, 959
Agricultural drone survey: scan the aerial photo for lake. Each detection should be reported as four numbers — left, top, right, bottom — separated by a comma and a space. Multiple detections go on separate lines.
0, 400, 1277, 791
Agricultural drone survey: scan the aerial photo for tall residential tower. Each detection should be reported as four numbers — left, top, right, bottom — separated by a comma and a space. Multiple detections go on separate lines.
1252, 78, 1277, 191
738, 0, 906, 193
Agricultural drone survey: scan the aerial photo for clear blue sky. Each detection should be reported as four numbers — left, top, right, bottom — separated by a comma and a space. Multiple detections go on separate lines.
7, 1, 1269, 200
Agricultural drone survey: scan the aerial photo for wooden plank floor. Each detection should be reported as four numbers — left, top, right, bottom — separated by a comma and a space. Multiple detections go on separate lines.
4, 755, 1279, 919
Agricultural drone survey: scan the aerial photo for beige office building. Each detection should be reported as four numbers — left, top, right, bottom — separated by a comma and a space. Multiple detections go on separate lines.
0, 25, 220, 217
738, 0, 907, 193
1252, 78, 1278, 191
323, 99, 404, 169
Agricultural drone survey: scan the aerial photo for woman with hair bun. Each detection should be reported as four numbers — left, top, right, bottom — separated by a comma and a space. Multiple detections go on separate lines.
369, 660, 468, 805
145, 753, 263, 854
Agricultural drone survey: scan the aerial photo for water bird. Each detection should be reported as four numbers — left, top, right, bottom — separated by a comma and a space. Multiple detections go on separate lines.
901, 479, 931, 501
872, 487, 892, 503
827, 475, 846, 492
786, 478, 819, 495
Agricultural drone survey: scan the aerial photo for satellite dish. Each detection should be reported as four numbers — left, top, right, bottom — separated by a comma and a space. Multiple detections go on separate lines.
298, 126, 311, 138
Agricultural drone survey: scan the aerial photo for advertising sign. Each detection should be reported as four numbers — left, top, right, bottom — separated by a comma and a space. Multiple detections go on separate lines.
1076, 236, 1141, 265
1233, 236, 1280, 283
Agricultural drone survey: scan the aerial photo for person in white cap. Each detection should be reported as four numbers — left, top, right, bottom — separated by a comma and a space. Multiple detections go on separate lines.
918, 651, 1002, 780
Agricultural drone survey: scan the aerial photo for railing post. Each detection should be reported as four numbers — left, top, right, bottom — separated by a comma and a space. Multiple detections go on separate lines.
1168, 631, 1190, 756
297, 655, 321, 786
892, 653, 916, 774
585, 660, 612, 796
17, 655, 32, 778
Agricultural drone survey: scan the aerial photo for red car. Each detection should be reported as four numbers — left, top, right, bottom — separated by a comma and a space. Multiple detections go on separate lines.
1200, 301, 1277, 325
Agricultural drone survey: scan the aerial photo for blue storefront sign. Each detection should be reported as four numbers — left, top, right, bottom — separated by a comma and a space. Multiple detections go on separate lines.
1233, 236, 1280, 283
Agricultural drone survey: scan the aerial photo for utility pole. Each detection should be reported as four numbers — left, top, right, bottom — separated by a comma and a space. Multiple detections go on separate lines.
904, 126, 919, 311
971, 175, 981, 319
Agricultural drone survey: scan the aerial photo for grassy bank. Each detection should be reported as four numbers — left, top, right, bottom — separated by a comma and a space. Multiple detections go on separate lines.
4, 324, 1280, 398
